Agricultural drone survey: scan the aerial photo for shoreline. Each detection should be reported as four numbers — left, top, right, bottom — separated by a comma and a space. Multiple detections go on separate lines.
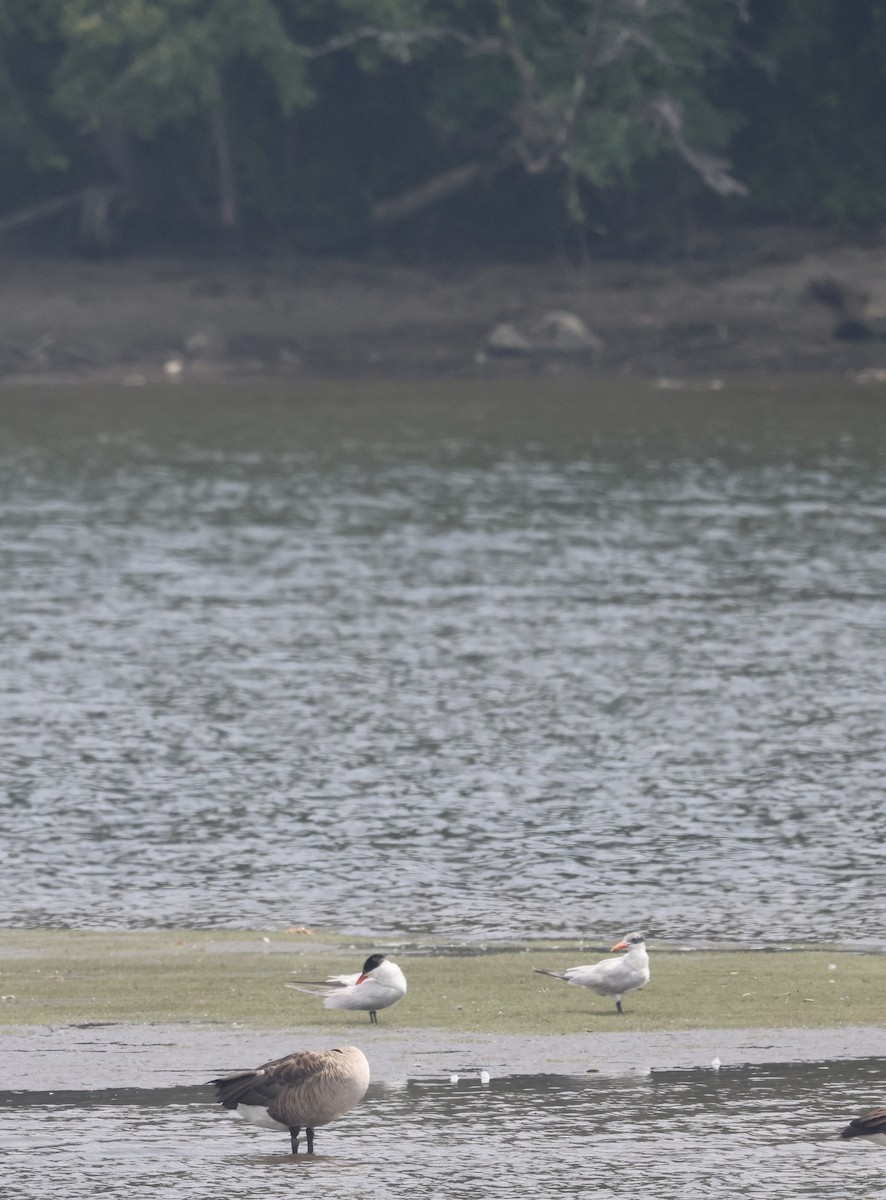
1, 232, 886, 386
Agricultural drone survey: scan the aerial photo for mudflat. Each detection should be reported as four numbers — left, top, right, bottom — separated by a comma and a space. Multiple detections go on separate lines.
1, 226, 886, 384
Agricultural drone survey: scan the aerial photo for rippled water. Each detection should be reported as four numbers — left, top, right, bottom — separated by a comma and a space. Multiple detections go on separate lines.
2, 1059, 885, 1199
1, 380, 885, 943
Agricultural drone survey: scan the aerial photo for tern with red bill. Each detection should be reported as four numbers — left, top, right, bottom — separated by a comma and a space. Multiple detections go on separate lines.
287, 953, 407, 1024
839, 1107, 886, 1147
534, 932, 650, 1014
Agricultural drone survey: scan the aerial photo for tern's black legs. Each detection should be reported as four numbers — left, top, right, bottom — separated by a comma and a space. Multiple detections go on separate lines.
615, 997, 624, 1014
369, 1010, 378, 1025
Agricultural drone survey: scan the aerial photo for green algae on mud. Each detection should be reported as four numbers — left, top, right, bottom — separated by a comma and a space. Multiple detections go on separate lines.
0, 930, 883, 1035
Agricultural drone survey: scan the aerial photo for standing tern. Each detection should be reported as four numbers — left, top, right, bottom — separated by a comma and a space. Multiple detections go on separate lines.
287, 952, 407, 1024
534, 931, 650, 1014
210, 1045, 370, 1155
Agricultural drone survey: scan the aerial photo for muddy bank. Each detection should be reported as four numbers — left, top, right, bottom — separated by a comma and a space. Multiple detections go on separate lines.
3, 1021, 886, 1092
2, 227, 886, 384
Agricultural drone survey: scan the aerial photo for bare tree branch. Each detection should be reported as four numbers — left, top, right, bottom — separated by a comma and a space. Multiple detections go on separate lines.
0, 193, 81, 234
371, 161, 487, 226
650, 97, 748, 195
297, 24, 476, 62
308, 3, 749, 230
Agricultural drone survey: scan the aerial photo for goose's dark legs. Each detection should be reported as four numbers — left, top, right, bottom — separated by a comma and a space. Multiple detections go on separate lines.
289, 1125, 315, 1155
369, 1010, 378, 1025
615, 996, 624, 1014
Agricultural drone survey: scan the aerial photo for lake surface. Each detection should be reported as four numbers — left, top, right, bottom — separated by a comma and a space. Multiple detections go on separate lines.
1, 378, 884, 945
2, 1056, 885, 1200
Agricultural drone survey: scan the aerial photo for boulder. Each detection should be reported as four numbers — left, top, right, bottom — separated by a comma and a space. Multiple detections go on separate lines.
486, 309, 602, 356
808, 277, 886, 340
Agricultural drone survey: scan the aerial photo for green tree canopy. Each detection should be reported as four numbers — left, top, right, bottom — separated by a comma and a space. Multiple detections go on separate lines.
0, 0, 882, 254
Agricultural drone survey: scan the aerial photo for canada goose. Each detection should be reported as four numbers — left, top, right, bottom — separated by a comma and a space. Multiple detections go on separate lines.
839, 1107, 886, 1147
287, 953, 407, 1024
210, 1045, 370, 1155
534, 931, 650, 1014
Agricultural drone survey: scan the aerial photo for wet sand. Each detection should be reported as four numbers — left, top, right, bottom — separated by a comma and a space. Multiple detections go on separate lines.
1, 227, 886, 383
3, 1021, 886, 1093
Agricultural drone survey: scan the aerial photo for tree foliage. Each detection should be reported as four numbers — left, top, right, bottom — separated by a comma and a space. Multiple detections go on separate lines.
54, 0, 312, 132
723, 0, 886, 225
0, 0, 881, 254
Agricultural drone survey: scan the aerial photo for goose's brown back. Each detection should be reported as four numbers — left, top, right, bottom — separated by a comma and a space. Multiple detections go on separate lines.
212, 1046, 370, 1128
840, 1107, 886, 1141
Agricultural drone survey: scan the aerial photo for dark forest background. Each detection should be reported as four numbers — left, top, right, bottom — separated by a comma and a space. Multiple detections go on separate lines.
1, 0, 883, 259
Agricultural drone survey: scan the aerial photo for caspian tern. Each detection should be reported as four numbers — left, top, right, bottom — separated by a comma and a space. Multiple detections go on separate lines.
839, 1107, 886, 1147
534, 931, 650, 1014
210, 1045, 370, 1155
287, 953, 407, 1024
